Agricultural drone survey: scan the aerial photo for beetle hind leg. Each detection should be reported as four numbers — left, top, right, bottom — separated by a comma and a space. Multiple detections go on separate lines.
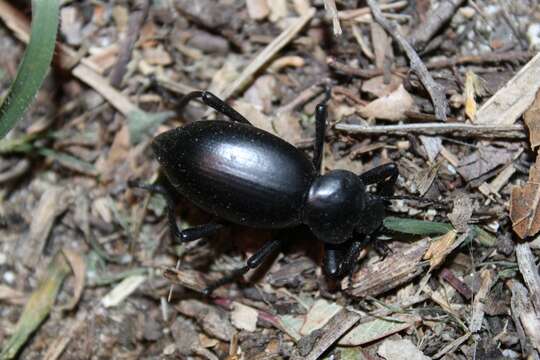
128, 179, 224, 243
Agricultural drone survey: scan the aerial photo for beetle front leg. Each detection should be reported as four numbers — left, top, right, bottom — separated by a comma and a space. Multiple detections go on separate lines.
177, 90, 252, 125
312, 87, 332, 172
359, 163, 398, 196
323, 240, 363, 280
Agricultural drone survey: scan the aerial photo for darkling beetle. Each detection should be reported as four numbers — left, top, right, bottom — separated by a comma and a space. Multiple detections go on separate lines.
130, 89, 398, 295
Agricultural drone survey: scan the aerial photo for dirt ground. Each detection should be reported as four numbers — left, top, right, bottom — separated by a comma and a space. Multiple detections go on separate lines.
1, 0, 540, 359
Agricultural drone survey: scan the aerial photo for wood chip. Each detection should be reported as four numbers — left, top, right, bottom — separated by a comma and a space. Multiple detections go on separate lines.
424, 230, 458, 268
510, 157, 540, 238
476, 52, 540, 125
508, 279, 540, 352
230, 301, 258, 332
101, 274, 146, 308
346, 239, 430, 297
470, 269, 495, 332
177, 299, 236, 341
524, 88, 540, 148
21, 187, 71, 267
296, 309, 361, 360
515, 243, 540, 311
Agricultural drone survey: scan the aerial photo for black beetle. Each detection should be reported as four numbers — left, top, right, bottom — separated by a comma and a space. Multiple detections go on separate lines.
131, 90, 398, 294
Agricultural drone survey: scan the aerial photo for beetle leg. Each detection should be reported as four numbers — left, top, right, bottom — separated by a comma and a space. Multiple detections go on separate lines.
312, 87, 332, 172
127, 180, 168, 195
359, 163, 398, 196
372, 238, 393, 260
203, 236, 283, 295
177, 90, 252, 125
177, 223, 224, 243
129, 179, 225, 243
323, 243, 346, 279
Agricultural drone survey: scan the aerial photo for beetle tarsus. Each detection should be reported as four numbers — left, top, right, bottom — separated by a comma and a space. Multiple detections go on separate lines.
359, 163, 399, 196
312, 88, 332, 172
203, 237, 283, 295
177, 90, 252, 125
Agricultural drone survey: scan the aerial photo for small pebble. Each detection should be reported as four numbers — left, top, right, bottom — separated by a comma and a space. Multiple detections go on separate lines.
528, 23, 540, 50
3, 271, 15, 284
459, 6, 476, 19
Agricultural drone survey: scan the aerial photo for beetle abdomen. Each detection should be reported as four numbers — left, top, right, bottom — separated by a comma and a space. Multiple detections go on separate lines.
152, 121, 316, 228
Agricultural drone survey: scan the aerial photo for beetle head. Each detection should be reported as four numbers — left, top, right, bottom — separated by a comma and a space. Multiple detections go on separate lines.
303, 170, 367, 244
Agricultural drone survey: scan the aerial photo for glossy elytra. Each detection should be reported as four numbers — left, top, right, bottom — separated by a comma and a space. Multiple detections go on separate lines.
130, 90, 398, 295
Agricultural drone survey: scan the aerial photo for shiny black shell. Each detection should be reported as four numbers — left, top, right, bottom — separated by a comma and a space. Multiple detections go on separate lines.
152, 121, 317, 228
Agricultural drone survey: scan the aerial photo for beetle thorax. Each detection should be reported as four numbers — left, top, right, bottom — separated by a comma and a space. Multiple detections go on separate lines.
303, 170, 367, 244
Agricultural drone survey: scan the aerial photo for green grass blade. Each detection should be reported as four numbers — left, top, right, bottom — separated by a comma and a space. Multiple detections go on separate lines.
0, 252, 71, 359
0, 0, 60, 139
383, 216, 453, 235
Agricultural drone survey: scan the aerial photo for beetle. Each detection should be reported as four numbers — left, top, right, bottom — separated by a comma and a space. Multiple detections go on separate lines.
130, 89, 398, 295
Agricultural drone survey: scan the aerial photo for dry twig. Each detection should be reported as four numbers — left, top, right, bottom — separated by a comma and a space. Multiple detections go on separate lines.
367, 0, 447, 121
409, 0, 466, 50
336, 122, 526, 139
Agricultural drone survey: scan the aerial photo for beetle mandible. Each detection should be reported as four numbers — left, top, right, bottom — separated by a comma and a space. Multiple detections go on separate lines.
131, 89, 398, 295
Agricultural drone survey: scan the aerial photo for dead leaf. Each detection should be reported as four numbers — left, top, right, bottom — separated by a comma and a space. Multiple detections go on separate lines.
413, 160, 441, 196
448, 194, 474, 232
456, 145, 513, 181
338, 315, 419, 346
300, 299, 343, 335
358, 85, 415, 121
419, 135, 442, 162
510, 158, 540, 238
361, 75, 403, 98
272, 111, 304, 144
233, 100, 275, 135
243, 74, 277, 113
524, 88, 540, 148
377, 339, 430, 360
58, 249, 86, 311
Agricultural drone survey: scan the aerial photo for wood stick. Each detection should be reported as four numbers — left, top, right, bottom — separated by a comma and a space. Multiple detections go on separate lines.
336, 122, 526, 139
